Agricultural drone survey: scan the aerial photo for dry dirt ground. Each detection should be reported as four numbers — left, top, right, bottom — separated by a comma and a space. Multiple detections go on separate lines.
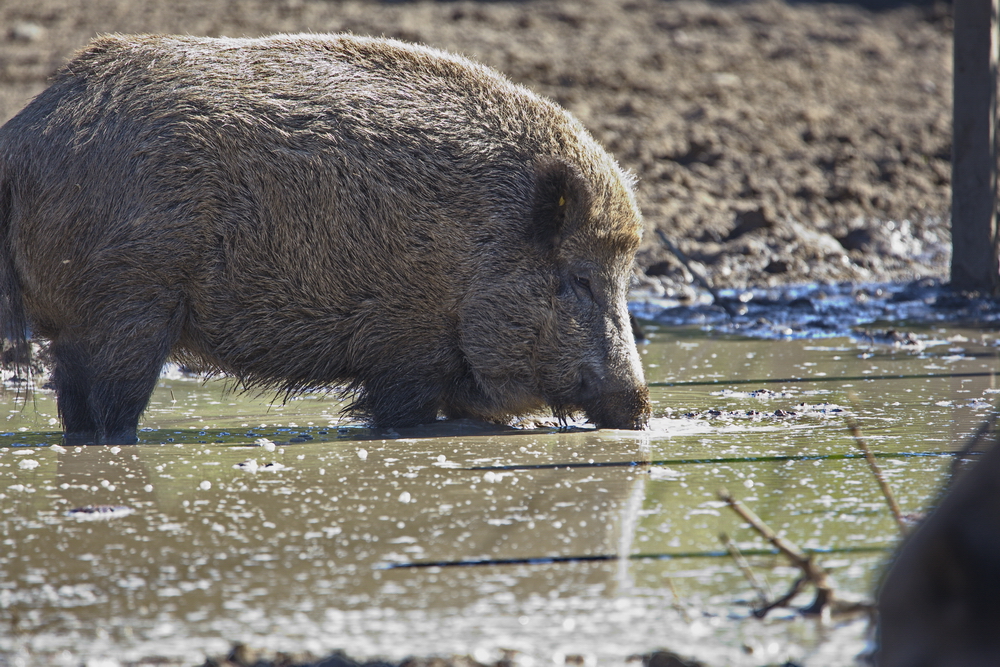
0, 0, 954, 294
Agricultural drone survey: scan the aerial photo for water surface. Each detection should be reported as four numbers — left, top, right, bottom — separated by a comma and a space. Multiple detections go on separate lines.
2, 319, 998, 666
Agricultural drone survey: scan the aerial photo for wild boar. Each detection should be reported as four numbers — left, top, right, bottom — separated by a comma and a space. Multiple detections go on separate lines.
877, 436, 1000, 666
0, 33, 650, 445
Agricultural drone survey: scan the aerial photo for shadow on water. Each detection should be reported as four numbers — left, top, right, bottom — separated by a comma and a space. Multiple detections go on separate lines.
1, 281, 999, 666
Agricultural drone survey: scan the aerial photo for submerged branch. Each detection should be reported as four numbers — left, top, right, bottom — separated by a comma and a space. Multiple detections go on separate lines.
718, 488, 871, 617
950, 412, 998, 477
844, 414, 908, 535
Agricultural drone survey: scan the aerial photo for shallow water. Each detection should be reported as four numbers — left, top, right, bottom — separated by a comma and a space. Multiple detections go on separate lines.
2, 314, 999, 666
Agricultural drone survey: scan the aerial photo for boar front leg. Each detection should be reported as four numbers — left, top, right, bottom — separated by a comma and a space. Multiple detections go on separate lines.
351, 371, 443, 428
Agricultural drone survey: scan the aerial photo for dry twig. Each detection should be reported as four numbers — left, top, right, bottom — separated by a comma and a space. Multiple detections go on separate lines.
655, 229, 740, 318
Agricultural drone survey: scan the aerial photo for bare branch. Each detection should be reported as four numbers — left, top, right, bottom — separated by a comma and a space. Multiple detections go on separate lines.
719, 487, 837, 617
654, 229, 740, 318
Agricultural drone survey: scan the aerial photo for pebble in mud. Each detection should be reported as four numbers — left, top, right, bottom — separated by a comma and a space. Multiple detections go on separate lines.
233, 459, 285, 472
234, 459, 259, 473
854, 328, 926, 350
684, 403, 846, 420
65, 505, 134, 520
682, 409, 799, 420
254, 438, 277, 452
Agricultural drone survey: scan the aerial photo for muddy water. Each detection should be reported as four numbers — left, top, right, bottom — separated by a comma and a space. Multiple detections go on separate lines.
2, 323, 999, 666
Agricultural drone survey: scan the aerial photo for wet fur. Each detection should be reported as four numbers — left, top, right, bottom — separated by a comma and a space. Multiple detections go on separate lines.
0, 33, 649, 444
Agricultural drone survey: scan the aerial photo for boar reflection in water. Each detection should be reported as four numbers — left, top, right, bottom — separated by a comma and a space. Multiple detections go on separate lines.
0, 33, 650, 445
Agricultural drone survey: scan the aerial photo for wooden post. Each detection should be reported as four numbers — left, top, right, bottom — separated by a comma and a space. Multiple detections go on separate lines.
951, 0, 999, 293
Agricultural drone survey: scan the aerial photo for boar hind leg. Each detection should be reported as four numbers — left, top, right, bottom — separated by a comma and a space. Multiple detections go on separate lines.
51, 341, 99, 444
51, 318, 180, 446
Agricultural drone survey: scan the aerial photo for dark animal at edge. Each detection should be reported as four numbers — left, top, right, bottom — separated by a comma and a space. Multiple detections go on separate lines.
877, 434, 1000, 666
0, 33, 650, 445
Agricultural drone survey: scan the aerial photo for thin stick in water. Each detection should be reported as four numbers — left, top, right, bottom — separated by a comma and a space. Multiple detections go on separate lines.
844, 414, 908, 535
719, 531, 770, 607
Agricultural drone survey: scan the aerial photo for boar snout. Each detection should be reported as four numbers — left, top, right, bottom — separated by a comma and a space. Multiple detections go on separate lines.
578, 363, 651, 430
573, 303, 651, 430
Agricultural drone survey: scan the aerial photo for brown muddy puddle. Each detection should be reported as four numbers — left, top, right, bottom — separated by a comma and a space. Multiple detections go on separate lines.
2, 312, 1000, 666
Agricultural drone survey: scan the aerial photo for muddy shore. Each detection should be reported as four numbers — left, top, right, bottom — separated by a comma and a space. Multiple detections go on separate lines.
0, 0, 954, 293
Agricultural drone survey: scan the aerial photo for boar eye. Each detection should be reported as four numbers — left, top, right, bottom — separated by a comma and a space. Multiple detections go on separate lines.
574, 275, 594, 299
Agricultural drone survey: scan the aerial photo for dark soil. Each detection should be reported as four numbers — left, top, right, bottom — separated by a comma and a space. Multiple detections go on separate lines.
0, 0, 954, 293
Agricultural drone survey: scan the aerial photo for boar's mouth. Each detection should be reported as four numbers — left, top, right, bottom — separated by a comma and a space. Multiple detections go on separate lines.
584, 388, 651, 430
557, 375, 651, 430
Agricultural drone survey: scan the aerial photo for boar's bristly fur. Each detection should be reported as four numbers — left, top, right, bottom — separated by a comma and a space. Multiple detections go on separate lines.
0, 33, 650, 445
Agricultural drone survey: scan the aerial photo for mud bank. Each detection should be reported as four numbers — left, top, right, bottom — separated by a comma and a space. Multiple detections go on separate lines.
0, 0, 953, 290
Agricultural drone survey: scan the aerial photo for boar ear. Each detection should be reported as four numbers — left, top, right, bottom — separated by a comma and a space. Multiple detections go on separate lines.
530, 157, 592, 250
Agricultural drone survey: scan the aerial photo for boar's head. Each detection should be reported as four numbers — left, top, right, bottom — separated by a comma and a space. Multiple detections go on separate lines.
455, 156, 650, 430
